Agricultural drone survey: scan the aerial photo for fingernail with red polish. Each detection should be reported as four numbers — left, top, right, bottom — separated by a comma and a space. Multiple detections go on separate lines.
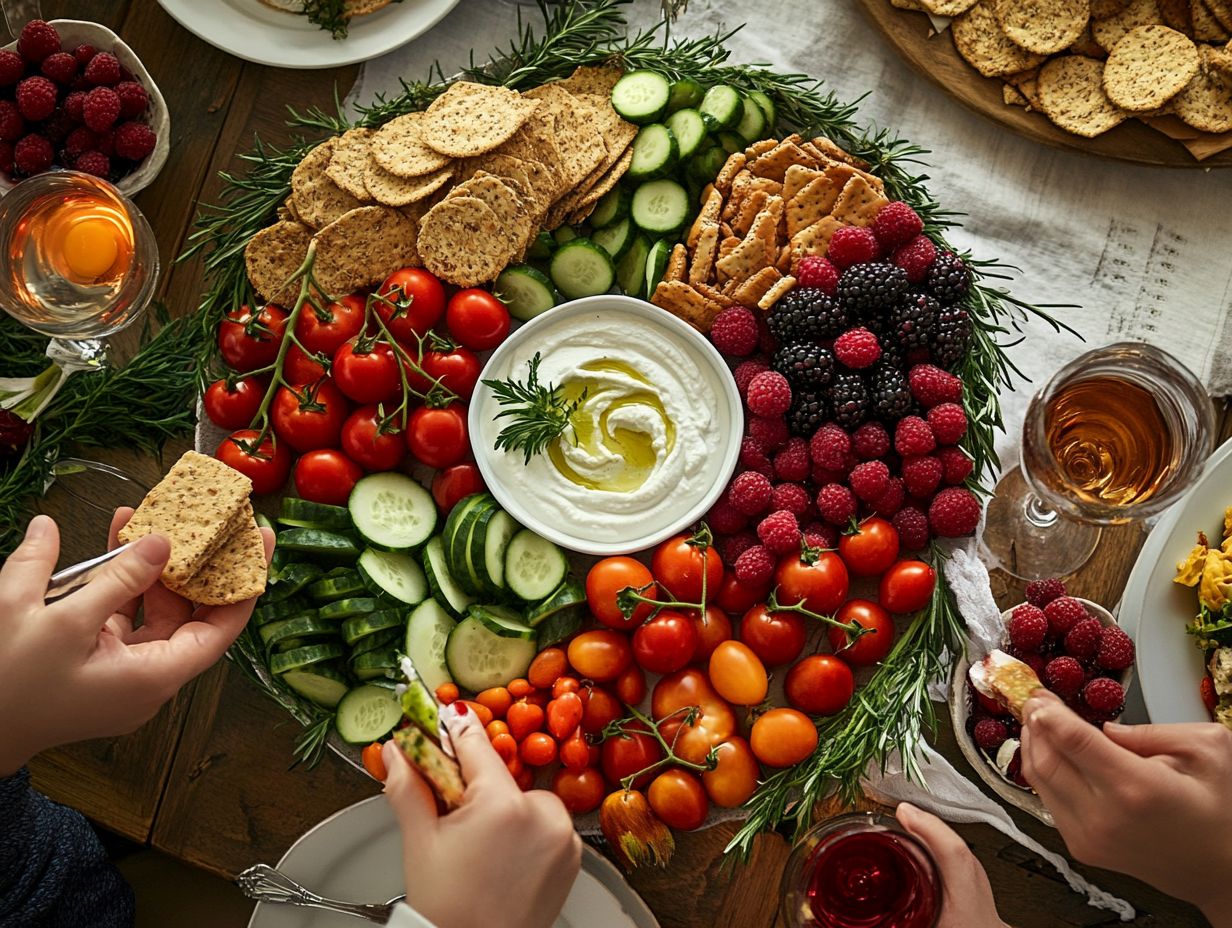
454, 700, 469, 716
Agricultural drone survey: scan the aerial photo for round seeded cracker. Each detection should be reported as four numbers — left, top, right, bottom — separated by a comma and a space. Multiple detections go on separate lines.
419, 82, 541, 158
953, 2, 1049, 77
417, 197, 507, 287
1091, 0, 1164, 50
325, 128, 374, 200
1173, 44, 1232, 131
1038, 54, 1130, 135
1103, 25, 1199, 109
244, 220, 313, 307
994, 0, 1091, 53
312, 206, 420, 297
364, 157, 452, 207
448, 171, 532, 260
291, 139, 366, 230
370, 112, 452, 178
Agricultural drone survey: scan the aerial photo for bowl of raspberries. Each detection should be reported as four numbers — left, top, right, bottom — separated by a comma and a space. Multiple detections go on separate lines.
949, 577, 1135, 827
0, 19, 168, 194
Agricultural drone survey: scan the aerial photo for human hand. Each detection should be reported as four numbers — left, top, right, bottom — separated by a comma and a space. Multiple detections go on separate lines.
0, 510, 273, 776
383, 702, 582, 928
1022, 689, 1232, 926
895, 803, 1010, 928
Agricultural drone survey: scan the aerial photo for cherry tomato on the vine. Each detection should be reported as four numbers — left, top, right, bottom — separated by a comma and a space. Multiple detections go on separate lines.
377, 267, 446, 344
632, 610, 698, 675
283, 344, 328, 385
647, 769, 709, 831
838, 517, 901, 578
702, 737, 759, 808
776, 547, 849, 617
567, 630, 633, 683
217, 304, 286, 373
785, 654, 855, 716
716, 573, 771, 615
652, 669, 736, 766
739, 604, 807, 666
341, 405, 405, 471
332, 339, 401, 405
600, 722, 663, 790
750, 708, 818, 767
878, 559, 937, 614
828, 599, 895, 666
407, 405, 469, 469
203, 376, 265, 430
586, 557, 657, 630
581, 686, 622, 735
689, 605, 733, 662
708, 640, 769, 706
650, 533, 724, 604
215, 429, 291, 495
294, 449, 362, 506
552, 767, 606, 814
271, 380, 349, 453
295, 294, 364, 357
432, 463, 484, 513
445, 288, 511, 351
421, 344, 481, 399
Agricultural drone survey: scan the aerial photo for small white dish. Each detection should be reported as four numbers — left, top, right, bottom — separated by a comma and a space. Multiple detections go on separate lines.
0, 20, 170, 197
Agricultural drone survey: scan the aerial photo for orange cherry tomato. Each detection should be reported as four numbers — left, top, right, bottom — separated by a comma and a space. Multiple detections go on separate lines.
514, 766, 536, 791
689, 605, 733, 662
552, 767, 606, 814
434, 683, 459, 705
520, 732, 559, 767
750, 708, 818, 768
506, 755, 525, 778
567, 630, 633, 682
552, 676, 581, 698
647, 768, 709, 831
652, 669, 737, 765
490, 732, 518, 764
581, 686, 623, 735
525, 689, 550, 708
361, 742, 387, 781
475, 686, 513, 720
507, 699, 546, 741
708, 640, 769, 706
702, 737, 760, 808
459, 700, 493, 727
785, 654, 855, 716
486, 720, 510, 739
547, 691, 585, 740
560, 728, 591, 771
528, 648, 568, 688
586, 557, 658, 630
614, 665, 647, 706
507, 678, 534, 698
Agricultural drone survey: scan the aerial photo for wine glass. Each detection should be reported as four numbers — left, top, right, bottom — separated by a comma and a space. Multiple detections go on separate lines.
980, 342, 1215, 581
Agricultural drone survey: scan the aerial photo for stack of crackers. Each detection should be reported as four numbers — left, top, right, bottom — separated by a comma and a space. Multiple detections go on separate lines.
117, 451, 266, 606
244, 67, 637, 301
650, 133, 887, 333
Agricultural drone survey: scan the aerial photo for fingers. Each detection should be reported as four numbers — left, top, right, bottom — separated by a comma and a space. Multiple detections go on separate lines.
50, 533, 170, 633
896, 803, 976, 870
1101, 721, 1216, 759
107, 507, 134, 549
0, 515, 60, 609
382, 739, 439, 848
442, 702, 515, 792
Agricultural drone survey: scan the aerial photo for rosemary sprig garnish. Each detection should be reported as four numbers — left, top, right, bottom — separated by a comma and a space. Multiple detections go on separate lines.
483, 353, 584, 464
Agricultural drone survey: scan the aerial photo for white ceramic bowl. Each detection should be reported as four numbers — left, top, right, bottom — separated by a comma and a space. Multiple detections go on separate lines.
0, 20, 170, 197
949, 598, 1131, 827
468, 295, 743, 556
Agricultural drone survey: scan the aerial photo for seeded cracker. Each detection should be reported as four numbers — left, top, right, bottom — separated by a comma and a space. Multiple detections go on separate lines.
167, 508, 267, 606
418, 197, 507, 287
1038, 55, 1130, 135
1210, 43, 1232, 77
572, 142, 634, 216
919, 0, 980, 13
1090, 0, 1130, 15
365, 159, 452, 207
650, 280, 722, 332
290, 139, 365, 229
370, 112, 452, 178
953, 2, 1049, 77
994, 0, 1091, 54
314, 206, 420, 296
1092, 0, 1164, 50
419, 82, 540, 158
1157, 0, 1194, 31
1103, 25, 1200, 109
245, 220, 312, 307
553, 65, 624, 97
830, 175, 890, 227
1173, 44, 1232, 130
522, 84, 607, 189
1191, 0, 1231, 38
1207, 0, 1232, 29
325, 128, 375, 200
449, 172, 532, 261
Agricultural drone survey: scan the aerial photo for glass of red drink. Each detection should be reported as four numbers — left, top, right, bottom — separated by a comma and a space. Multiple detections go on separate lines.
779, 812, 941, 928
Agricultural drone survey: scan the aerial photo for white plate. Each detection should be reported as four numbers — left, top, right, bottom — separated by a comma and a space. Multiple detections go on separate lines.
247, 794, 660, 928
1120, 437, 1232, 725
155, 0, 462, 69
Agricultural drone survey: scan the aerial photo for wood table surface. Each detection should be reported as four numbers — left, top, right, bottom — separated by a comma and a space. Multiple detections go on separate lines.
21, 3, 1225, 926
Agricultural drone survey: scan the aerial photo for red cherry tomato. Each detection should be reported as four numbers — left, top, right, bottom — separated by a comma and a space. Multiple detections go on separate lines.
775, 548, 849, 616
203, 376, 265, 430
716, 573, 771, 615
271, 380, 349, 453
332, 339, 401, 405
445, 288, 511, 351
520, 732, 559, 767
632, 610, 699, 675
567, 630, 633, 683
650, 532, 725, 603
739, 604, 807, 666
581, 686, 623, 735
215, 429, 291, 495
406, 405, 468, 469
613, 665, 647, 705
431, 463, 484, 513
600, 722, 664, 790
838, 517, 901, 578
217, 304, 286, 373
689, 605, 733, 662
878, 560, 937, 614
647, 769, 709, 831
283, 344, 329, 385
552, 767, 606, 814
586, 557, 658, 630
294, 294, 364, 357
293, 449, 362, 505
421, 345, 481, 400
376, 267, 446, 344
828, 599, 895, 666
785, 654, 855, 716
341, 405, 405, 471
652, 669, 736, 766
702, 737, 759, 808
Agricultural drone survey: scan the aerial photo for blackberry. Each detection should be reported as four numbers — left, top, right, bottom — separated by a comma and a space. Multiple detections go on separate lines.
886, 292, 939, 351
927, 251, 972, 305
836, 261, 909, 318
931, 304, 972, 368
869, 364, 913, 420
827, 372, 870, 430
787, 392, 828, 437
773, 342, 835, 391
768, 287, 848, 342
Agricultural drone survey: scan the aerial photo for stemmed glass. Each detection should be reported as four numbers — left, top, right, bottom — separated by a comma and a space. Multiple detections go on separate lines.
980, 342, 1215, 581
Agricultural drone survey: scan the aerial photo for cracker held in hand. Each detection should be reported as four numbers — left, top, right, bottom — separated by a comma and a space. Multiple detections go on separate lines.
994, 0, 1090, 54
968, 649, 1045, 722
419, 82, 540, 158
1038, 55, 1130, 135
1103, 25, 1200, 109
166, 507, 267, 606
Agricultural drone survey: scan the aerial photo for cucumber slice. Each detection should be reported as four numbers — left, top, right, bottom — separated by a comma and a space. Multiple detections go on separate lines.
643, 238, 673, 299
616, 232, 651, 296
733, 94, 768, 144
317, 596, 379, 621
442, 493, 495, 585
591, 216, 635, 261
667, 77, 704, 112
423, 536, 476, 618
358, 547, 427, 606
469, 604, 536, 641
350, 625, 401, 657
275, 637, 307, 652
526, 578, 586, 626
494, 265, 557, 322
253, 595, 312, 627
526, 230, 556, 260
610, 69, 671, 124
479, 509, 519, 593
405, 599, 457, 694
348, 472, 436, 551
535, 604, 584, 650
553, 225, 580, 246
282, 666, 349, 710
699, 83, 742, 130
664, 108, 707, 160
351, 647, 399, 681
627, 123, 679, 181
588, 186, 630, 229
630, 179, 690, 235
334, 684, 402, 743
689, 145, 728, 185
255, 513, 275, 532
259, 614, 334, 649
445, 616, 537, 692
549, 238, 615, 300
504, 529, 568, 602
341, 609, 406, 646
269, 642, 345, 674
279, 497, 354, 532
715, 131, 745, 155
307, 570, 366, 604
276, 528, 360, 562
747, 89, 777, 128
458, 503, 500, 596
262, 562, 324, 604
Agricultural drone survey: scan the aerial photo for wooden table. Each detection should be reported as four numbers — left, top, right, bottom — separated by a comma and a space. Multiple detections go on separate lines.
22, 3, 1225, 926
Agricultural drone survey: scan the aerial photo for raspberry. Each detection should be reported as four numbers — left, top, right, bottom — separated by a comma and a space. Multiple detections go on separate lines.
908, 364, 963, 408
1025, 577, 1067, 609
973, 718, 1008, 752
1045, 597, 1089, 639
771, 481, 812, 516
0, 50, 23, 86
18, 20, 62, 64
848, 460, 890, 502
809, 422, 851, 470
0, 101, 24, 142
871, 477, 906, 517
719, 531, 758, 565
891, 235, 938, 283
707, 499, 747, 536
758, 315, 778, 355
13, 134, 52, 174
115, 80, 148, 119
710, 305, 759, 357
802, 521, 839, 550
1097, 626, 1135, 672
870, 201, 924, 249
928, 487, 981, 537
84, 52, 122, 86
1081, 677, 1125, 720
748, 415, 789, 452
773, 438, 811, 482
82, 86, 120, 132
73, 44, 97, 66
94, 129, 115, 157
16, 77, 57, 122
740, 435, 772, 475
113, 120, 156, 161
812, 464, 847, 486
1043, 656, 1085, 698
795, 255, 839, 294
734, 359, 771, 397
1064, 617, 1103, 660
826, 225, 880, 269
816, 483, 857, 526
63, 126, 97, 158
757, 509, 801, 555
63, 89, 86, 122
729, 471, 774, 516
833, 327, 881, 369
892, 506, 931, 550
927, 403, 967, 445
74, 150, 109, 178
1009, 648, 1046, 679
974, 689, 1008, 718
1008, 604, 1049, 652
901, 454, 943, 498
734, 544, 776, 585
935, 446, 973, 486
894, 416, 936, 456
40, 52, 77, 86
747, 371, 792, 417
850, 422, 889, 460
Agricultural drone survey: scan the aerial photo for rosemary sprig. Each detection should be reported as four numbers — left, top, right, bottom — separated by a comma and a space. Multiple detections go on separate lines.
483, 353, 584, 464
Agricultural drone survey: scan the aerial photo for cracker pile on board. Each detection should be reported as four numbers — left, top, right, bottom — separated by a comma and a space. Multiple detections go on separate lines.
650, 133, 887, 333
244, 67, 637, 300
893, 0, 1232, 140
117, 451, 266, 606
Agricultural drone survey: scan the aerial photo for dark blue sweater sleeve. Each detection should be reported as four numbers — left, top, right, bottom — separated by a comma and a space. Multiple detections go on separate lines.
0, 769, 134, 928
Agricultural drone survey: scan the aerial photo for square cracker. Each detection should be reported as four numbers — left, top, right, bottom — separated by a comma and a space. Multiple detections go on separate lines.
665, 243, 689, 283
731, 266, 783, 308
782, 164, 825, 204
650, 280, 722, 333
788, 217, 844, 272
715, 227, 769, 283
690, 223, 720, 284
759, 274, 798, 311
165, 507, 267, 605
732, 190, 771, 237
695, 282, 738, 309
688, 187, 724, 248
748, 140, 810, 183
830, 175, 890, 227
714, 153, 747, 195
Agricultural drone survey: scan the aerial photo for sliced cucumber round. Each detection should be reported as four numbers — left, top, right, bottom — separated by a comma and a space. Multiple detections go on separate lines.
253, 595, 312, 627
616, 232, 651, 297
350, 625, 401, 657
276, 528, 360, 562
307, 570, 366, 604
733, 94, 768, 144
445, 615, 537, 692
334, 684, 403, 743
643, 238, 673, 299
504, 529, 567, 602
348, 472, 436, 552
341, 609, 406, 647
494, 265, 557, 322
269, 642, 345, 675
423, 536, 476, 618
747, 89, 777, 128
317, 596, 379, 621
477, 509, 519, 594
405, 599, 457, 694
666, 77, 704, 112
282, 666, 349, 710
631, 179, 690, 235
351, 647, 399, 681
591, 215, 635, 262
588, 186, 630, 229
627, 123, 679, 181
525, 230, 556, 260
279, 497, 354, 532
699, 83, 742, 130
469, 604, 536, 641
357, 547, 427, 606
262, 563, 325, 604
549, 238, 615, 300
259, 614, 335, 649
610, 69, 671, 124
665, 107, 707, 160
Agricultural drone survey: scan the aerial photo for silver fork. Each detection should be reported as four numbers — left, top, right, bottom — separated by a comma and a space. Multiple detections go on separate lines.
236, 864, 407, 924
